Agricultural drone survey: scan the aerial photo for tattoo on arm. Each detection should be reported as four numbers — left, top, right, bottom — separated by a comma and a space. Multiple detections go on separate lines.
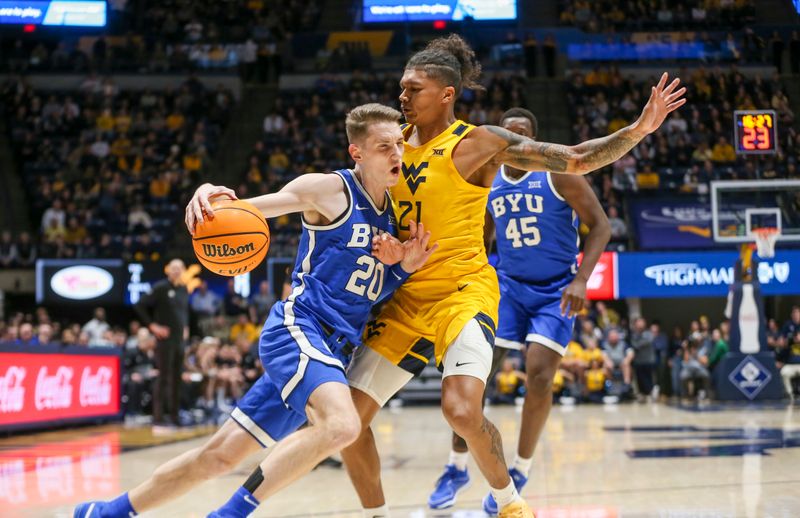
570, 126, 642, 173
480, 416, 506, 464
487, 125, 571, 172
488, 124, 644, 175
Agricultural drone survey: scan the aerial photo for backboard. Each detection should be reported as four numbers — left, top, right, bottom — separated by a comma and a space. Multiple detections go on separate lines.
711, 179, 800, 244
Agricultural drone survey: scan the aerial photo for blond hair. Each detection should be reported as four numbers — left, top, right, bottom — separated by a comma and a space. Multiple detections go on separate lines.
345, 103, 402, 143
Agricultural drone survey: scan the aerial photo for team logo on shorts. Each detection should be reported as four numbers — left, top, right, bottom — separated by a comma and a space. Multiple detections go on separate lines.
366, 320, 386, 339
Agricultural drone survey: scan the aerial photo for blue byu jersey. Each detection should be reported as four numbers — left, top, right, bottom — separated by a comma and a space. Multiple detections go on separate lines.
285, 169, 399, 348
488, 166, 579, 284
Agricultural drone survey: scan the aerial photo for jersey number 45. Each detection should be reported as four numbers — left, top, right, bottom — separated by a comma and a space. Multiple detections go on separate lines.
505, 216, 541, 248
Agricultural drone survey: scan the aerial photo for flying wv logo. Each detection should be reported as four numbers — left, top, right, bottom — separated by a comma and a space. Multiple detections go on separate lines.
402, 162, 428, 194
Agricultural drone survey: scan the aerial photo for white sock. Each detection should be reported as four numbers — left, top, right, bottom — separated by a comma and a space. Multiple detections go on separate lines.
491, 479, 521, 509
448, 450, 469, 471
512, 454, 533, 476
363, 505, 389, 518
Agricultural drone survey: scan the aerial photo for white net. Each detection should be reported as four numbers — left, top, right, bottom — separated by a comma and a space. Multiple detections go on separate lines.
754, 228, 779, 258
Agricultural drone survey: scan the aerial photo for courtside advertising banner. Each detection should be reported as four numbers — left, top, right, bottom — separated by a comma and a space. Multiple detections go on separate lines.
580, 251, 618, 300
0, 348, 121, 430
617, 250, 800, 298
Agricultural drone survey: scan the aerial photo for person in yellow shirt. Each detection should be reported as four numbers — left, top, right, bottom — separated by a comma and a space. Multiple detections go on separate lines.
584, 358, 607, 403
229, 314, 259, 344
711, 136, 736, 163
491, 359, 525, 404
95, 108, 114, 131
166, 111, 185, 131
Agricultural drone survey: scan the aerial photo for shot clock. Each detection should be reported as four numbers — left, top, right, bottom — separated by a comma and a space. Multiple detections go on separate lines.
734, 110, 777, 155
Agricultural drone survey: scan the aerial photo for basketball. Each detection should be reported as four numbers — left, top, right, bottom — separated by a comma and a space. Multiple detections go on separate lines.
192, 200, 270, 276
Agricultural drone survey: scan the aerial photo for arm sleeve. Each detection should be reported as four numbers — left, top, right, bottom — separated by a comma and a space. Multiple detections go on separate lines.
376, 264, 412, 305
134, 283, 158, 326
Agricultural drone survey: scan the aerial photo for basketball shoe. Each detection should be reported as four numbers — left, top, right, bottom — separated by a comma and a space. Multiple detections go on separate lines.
482, 467, 529, 515
427, 464, 470, 509
497, 499, 535, 517
74, 501, 136, 517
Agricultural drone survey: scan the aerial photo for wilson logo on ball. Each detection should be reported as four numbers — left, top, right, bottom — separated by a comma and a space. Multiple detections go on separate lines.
192, 199, 271, 276
201, 242, 256, 258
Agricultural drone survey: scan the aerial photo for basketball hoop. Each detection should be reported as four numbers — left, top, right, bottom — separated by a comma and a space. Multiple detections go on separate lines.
753, 227, 779, 258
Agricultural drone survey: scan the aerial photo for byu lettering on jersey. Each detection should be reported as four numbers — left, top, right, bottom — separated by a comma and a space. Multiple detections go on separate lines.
489, 165, 579, 354
232, 168, 406, 447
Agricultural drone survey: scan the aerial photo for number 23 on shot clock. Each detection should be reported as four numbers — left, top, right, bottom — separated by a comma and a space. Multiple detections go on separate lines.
734, 110, 777, 155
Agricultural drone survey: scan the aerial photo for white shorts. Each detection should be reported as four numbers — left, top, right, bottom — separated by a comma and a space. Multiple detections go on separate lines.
440, 318, 493, 383
347, 318, 494, 407
346, 345, 413, 407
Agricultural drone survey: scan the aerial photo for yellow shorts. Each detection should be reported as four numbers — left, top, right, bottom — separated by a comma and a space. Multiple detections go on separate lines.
364, 264, 500, 373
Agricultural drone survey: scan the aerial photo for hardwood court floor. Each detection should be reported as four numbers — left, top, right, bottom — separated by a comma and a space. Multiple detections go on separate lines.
4, 402, 800, 517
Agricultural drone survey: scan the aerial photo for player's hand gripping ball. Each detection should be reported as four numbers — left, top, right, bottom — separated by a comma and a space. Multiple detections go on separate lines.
192, 200, 270, 276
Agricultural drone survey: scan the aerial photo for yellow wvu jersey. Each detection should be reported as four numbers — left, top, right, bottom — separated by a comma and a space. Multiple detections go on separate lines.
496, 371, 519, 395
552, 369, 565, 393
365, 120, 500, 368
585, 368, 606, 392
582, 347, 603, 365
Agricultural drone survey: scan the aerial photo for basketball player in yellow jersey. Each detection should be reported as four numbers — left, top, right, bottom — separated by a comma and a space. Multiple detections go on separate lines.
343, 34, 686, 518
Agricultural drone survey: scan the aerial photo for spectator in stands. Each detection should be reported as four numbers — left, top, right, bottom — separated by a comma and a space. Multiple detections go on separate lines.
703, 327, 730, 373
595, 301, 621, 331
236, 334, 261, 392
607, 206, 627, 242
491, 359, 525, 405
36, 324, 55, 346
13, 232, 36, 267
779, 306, 800, 399
229, 313, 259, 344
250, 280, 276, 320
711, 136, 736, 163
128, 204, 153, 231
223, 279, 248, 316
82, 307, 110, 346
190, 280, 222, 332
0, 230, 17, 267
15, 323, 36, 346
651, 321, 670, 395
40, 199, 65, 233
680, 338, 710, 402
630, 317, 656, 399
602, 328, 633, 393
124, 328, 158, 416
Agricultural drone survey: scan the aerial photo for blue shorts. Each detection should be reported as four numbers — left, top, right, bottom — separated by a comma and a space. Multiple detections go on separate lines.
231, 302, 348, 447
494, 271, 576, 356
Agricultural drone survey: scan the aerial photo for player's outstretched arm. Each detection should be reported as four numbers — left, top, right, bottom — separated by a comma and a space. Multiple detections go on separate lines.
185, 175, 346, 234
486, 73, 686, 175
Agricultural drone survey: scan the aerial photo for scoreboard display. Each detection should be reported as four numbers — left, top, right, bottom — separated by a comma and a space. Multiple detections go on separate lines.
734, 110, 777, 155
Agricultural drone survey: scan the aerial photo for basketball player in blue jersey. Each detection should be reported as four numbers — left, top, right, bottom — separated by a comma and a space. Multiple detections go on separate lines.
74, 104, 437, 518
426, 108, 611, 514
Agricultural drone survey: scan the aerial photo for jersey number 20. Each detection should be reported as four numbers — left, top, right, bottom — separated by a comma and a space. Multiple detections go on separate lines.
345, 256, 385, 301
505, 216, 541, 248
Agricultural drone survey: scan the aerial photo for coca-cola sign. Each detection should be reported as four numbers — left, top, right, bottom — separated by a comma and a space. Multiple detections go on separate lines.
0, 351, 120, 430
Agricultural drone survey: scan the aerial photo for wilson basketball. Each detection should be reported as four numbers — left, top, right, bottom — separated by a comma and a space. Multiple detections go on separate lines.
192, 200, 270, 276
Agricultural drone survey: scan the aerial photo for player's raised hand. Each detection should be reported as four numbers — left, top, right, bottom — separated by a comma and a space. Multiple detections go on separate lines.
372, 232, 405, 265
560, 278, 587, 318
185, 183, 238, 235
634, 72, 687, 136
400, 221, 438, 273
